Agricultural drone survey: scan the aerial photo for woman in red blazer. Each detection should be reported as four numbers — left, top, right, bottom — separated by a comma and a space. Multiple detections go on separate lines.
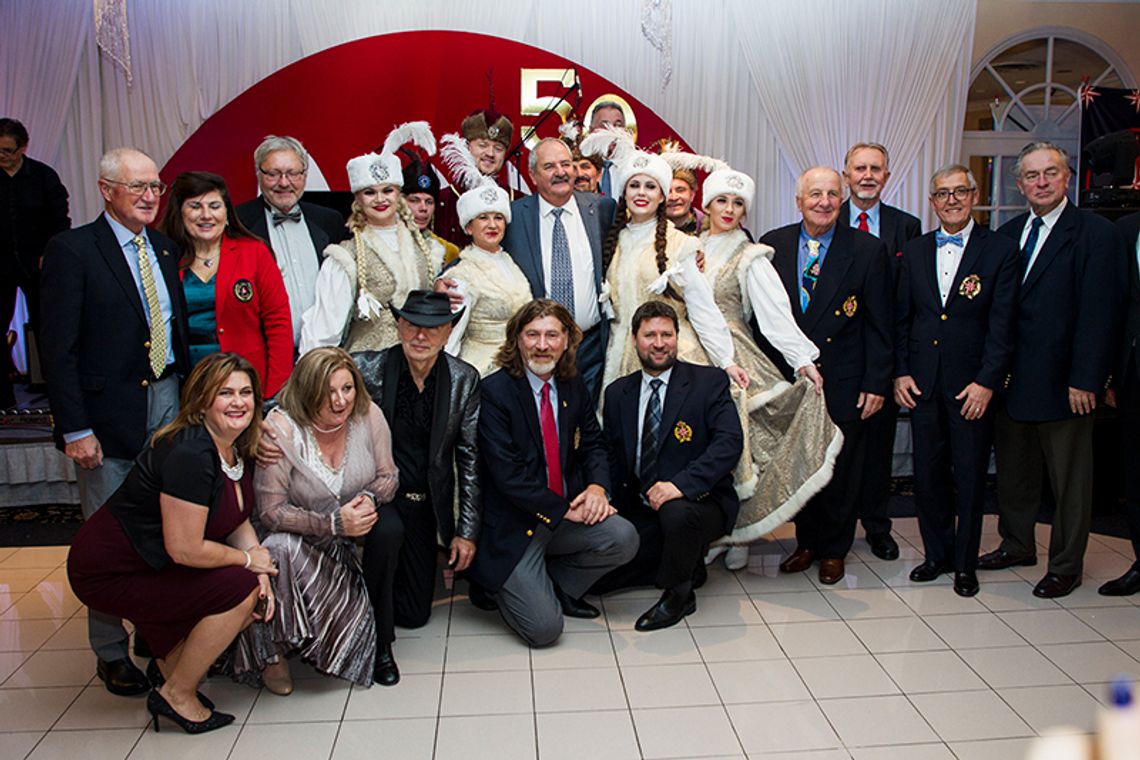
159, 172, 293, 397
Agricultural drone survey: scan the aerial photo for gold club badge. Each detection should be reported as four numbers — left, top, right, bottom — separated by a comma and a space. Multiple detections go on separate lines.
958, 274, 982, 300
234, 279, 254, 303
842, 295, 858, 317
674, 420, 693, 443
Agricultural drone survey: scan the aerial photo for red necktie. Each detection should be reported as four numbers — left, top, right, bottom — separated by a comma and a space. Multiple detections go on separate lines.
857, 212, 869, 233
540, 383, 563, 495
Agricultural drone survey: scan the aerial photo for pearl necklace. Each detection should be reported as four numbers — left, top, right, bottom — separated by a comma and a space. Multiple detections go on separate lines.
312, 421, 346, 434
220, 450, 245, 481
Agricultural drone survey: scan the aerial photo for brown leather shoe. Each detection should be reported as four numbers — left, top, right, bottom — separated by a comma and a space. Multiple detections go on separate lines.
818, 559, 845, 585
779, 547, 816, 574
977, 548, 1037, 570
1033, 573, 1080, 599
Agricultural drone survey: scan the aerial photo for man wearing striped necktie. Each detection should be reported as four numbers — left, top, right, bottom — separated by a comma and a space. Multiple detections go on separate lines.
41, 148, 190, 696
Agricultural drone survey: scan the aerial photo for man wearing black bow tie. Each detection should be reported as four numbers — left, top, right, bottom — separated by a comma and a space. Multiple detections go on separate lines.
894, 164, 1018, 597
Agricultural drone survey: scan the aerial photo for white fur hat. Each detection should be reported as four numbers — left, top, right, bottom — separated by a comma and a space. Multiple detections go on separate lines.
702, 168, 756, 215
615, 151, 673, 199
346, 152, 402, 193
457, 184, 511, 229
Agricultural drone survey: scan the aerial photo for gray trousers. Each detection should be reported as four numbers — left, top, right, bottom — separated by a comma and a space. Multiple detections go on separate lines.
495, 515, 638, 647
75, 375, 179, 661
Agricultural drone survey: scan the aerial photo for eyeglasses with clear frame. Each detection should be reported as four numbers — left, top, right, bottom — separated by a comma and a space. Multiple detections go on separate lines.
102, 178, 167, 196
258, 168, 306, 182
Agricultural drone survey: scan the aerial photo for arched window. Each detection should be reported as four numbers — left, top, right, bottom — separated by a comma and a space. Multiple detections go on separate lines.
960, 30, 1134, 228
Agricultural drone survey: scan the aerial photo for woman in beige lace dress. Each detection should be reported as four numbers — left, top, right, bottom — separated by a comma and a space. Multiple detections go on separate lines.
698, 168, 842, 569
299, 123, 442, 354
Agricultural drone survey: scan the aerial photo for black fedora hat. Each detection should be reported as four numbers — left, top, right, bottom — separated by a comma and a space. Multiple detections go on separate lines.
390, 290, 463, 327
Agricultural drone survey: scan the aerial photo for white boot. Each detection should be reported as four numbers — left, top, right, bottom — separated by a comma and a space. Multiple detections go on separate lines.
704, 544, 729, 565
725, 546, 749, 571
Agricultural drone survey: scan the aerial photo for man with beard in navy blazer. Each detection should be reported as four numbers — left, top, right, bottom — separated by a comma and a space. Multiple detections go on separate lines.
978, 141, 1127, 598
758, 166, 893, 585
594, 301, 743, 631
841, 142, 923, 561
468, 299, 637, 646
894, 164, 1019, 597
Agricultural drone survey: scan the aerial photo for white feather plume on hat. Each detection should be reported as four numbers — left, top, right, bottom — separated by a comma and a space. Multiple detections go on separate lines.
347, 121, 438, 194
658, 144, 730, 175
579, 125, 637, 166
440, 133, 491, 193
558, 120, 581, 141
381, 121, 437, 159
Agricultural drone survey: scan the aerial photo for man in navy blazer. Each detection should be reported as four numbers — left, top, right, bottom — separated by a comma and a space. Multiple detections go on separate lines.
468, 299, 637, 646
894, 164, 1019, 597
758, 166, 893, 585
1101, 210, 1140, 596
40, 148, 190, 696
841, 142, 924, 561
501, 138, 616, 404
595, 301, 742, 630
978, 141, 1127, 598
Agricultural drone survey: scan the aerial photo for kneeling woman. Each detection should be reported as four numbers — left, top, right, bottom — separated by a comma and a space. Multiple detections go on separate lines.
230, 347, 398, 690
67, 353, 276, 734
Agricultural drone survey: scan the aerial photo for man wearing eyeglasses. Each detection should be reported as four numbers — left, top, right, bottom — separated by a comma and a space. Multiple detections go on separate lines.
40, 147, 190, 696
893, 164, 1018, 597
235, 135, 348, 346
977, 141, 1127, 599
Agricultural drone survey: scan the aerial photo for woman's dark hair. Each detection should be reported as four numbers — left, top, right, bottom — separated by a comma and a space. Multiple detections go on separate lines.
152, 353, 263, 460
158, 171, 258, 268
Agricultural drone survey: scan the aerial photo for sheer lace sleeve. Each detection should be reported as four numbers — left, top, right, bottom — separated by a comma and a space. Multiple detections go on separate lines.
363, 403, 399, 504
253, 410, 337, 537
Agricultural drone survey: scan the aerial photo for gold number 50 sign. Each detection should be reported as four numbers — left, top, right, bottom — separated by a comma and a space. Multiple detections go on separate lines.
519, 69, 638, 150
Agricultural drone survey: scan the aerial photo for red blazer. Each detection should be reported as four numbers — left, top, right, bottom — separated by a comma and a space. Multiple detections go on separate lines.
185, 234, 293, 397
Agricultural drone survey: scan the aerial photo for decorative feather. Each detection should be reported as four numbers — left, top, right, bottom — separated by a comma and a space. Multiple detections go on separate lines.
381, 121, 436, 158
558, 120, 581, 141
658, 147, 729, 174
579, 125, 636, 165
440, 133, 493, 192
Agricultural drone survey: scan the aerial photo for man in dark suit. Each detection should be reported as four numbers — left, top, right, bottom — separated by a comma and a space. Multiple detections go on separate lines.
1101, 210, 1140, 596
978, 141, 1127, 598
596, 301, 743, 630
841, 141, 923, 561
501, 138, 616, 404
760, 166, 893, 584
468, 299, 637, 646
235, 135, 347, 347
40, 147, 190, 695
352, 291, 481, 685
894, 164, 1019, 597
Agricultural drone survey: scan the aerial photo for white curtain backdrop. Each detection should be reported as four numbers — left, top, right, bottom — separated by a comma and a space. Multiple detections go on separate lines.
1, 0, 975, 230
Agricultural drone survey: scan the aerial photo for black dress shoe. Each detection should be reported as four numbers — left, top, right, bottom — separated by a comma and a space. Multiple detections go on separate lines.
1098, 564, 1140, 596
97, 657, 150, 696
635, 589, 696, 632
467, 582, 499, 612
909, 560, 951, 583
977, 548, 1037, 570
954, 571, 980, 597
373, 643, 400, 686
868, 533, 900, 561
553, 585, 600, 618
146, 689, 234, 734
1033, 573, 1081, 599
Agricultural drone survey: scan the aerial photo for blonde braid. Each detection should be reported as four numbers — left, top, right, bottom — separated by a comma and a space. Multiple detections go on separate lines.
352, 230, 367, 303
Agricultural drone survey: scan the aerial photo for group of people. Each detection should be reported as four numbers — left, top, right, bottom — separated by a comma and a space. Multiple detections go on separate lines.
1, 103, 1136, 735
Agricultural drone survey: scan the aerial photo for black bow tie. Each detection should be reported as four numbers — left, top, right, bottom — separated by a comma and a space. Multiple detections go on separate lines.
271, 208, 302, 226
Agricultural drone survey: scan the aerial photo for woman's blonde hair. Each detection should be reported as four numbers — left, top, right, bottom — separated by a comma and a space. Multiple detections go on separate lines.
152, 353, 263, 460
276, 347, 370, 429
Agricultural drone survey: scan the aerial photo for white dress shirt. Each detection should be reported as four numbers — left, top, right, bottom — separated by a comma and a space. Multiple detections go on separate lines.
265, 204, 321, 345
537, 194, 600, 331
937, 219, 974, 305
1019, 197, 1068, 280
635, 366, 673, 471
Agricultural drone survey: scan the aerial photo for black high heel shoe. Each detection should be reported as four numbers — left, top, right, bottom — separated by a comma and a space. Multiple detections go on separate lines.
146, 659, 215, 709
147, 689, 234, 734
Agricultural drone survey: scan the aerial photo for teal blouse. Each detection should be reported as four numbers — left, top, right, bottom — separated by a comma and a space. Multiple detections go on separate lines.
183, 273, 220, 367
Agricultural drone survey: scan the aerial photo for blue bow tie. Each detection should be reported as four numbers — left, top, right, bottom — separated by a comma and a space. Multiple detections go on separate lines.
936, 231, 964, 248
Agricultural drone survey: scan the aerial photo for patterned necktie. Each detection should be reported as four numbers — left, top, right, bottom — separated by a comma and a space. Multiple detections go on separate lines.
1021, 216, 1044, 279
935, 231, 964, 248
549, 208, 575, 316
639, 378, 663, 490
540, 383, 562, 496
133, 235, 167, 378
599, 160, 613, 197
800, 239, 821, 313
857, 212, 869, 233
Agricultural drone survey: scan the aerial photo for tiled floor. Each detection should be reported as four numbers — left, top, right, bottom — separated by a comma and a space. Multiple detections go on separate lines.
0, 515, 1137, 759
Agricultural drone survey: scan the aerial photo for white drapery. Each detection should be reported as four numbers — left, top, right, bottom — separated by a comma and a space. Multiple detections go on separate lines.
1, 0, 975, 230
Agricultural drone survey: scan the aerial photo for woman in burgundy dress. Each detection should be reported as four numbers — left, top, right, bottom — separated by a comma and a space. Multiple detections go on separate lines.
68, 353, 277, 734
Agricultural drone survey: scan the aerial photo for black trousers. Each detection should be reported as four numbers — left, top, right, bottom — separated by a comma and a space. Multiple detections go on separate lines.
858, 398, 898, 538
591, 497, 724, 594
910, 370, 993, 572
361, 496, 441, 645
1120, 356, 1140, 562
794, 418, 869, 559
